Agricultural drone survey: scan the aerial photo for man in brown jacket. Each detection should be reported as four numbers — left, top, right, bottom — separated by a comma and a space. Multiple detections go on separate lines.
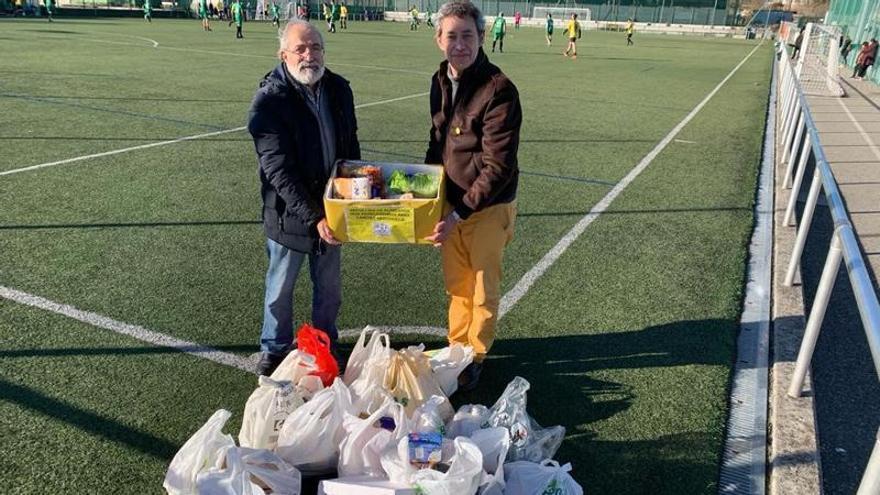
425, 0, 522, 392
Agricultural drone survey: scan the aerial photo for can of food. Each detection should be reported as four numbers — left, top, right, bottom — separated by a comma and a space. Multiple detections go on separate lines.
351, 177, 371, 199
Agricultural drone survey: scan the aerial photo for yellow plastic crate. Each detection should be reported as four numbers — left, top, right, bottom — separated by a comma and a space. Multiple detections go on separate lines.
323, 160, 446, 244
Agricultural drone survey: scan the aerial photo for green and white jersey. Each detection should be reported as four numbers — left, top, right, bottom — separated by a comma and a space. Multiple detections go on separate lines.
492, 17, 505, 35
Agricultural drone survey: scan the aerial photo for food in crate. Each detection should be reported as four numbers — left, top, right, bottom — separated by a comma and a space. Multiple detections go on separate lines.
332, 161, 440, 200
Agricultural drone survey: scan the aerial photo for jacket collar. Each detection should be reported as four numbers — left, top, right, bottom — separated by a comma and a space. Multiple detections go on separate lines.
261, 63, 336, 100
438, 48, 490, 87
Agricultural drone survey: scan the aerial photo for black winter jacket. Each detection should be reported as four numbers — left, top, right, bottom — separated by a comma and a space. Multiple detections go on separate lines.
248, 64, 361, 253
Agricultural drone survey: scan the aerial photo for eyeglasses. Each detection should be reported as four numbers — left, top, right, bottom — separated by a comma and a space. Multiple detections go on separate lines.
284, 43, 324, 55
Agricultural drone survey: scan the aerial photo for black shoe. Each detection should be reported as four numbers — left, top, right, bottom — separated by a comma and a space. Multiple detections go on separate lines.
257, 352, 287, 376
329, 341, 346, 375
457, 362, 483, 393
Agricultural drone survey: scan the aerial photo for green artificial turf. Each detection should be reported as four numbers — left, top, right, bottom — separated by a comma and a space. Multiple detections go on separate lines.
1, 17, 771, 494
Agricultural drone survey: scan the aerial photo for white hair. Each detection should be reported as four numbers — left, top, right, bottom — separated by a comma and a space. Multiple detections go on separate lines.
278, 19, 323, 56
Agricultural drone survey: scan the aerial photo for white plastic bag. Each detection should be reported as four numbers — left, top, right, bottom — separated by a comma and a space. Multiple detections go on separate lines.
349, 332, 394, 415
163, 409, 236, 495
469, 428, 509, 495
239, 376, 300, 450
384, 345, 454, 419
410, 395, 450, 435
484, 376, 566, 462
380, 435, 418, 485
338, 396, 409, 477
446, 404, 489, 439
503, 460, 583, 495
195, 446, 302, 495
343, 326, 389, 385
275, 378, 352, 475
270, 350, 318, 384
428, 345, 474, 396
411, 437, 484, 495
294, 374, 324, 401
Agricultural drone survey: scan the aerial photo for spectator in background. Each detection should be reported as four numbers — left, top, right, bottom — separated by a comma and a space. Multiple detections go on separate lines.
790, 26, 805, 60
852, 41, 870, 79
859, 38, 880, 80
840, 35, 853, 62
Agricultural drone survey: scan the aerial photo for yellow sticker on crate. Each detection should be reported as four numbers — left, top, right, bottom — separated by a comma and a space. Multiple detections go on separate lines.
345, 205, 416, 243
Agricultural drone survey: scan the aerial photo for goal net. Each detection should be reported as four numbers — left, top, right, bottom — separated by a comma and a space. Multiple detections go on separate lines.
532, 5, 592, 23
794, 22, 844, 97
257, 0, 302, 21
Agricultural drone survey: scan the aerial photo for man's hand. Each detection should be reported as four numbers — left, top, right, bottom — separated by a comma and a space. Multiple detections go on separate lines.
424, 212, 460, 247
317, 218, 341, 245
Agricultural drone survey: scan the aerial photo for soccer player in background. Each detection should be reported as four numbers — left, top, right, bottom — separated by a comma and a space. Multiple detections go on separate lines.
44, 0, 53, 22
200, 0, 212, 31
514, 10, 521, 30
143, 0, 152, 22
545, 12, 553, 45
625, 18, 634, 46
410, 5, 419, 30
322, 2, 331, 31
231, 0, 243, 38
329, 1, 339, 32
340, 3, 348, 29
563, 12, 581, 58
270, 1, 280, 27
491, 12, 505, 53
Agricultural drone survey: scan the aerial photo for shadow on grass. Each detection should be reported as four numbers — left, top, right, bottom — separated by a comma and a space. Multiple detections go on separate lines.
0, 135, 251, 142
387, 319, 735, 495
0, 205, 752, 231
0, 344, 256, 358
0, 220, 261, 231
0, 376, 178, 460
0, 94, 251, 104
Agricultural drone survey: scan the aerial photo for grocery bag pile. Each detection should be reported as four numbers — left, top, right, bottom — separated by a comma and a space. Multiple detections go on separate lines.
163, 326, 584, 495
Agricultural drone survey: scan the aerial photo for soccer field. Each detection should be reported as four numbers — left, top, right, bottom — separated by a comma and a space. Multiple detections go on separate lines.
0, 16, 772, 494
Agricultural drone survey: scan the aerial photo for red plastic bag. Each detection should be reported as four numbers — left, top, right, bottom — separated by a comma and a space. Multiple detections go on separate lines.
296, 324, 339, 387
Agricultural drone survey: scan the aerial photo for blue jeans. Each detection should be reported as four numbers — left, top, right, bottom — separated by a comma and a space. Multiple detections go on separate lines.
260, 238, 341, 355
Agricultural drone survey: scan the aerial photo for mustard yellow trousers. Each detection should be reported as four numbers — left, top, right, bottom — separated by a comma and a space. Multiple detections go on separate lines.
441, 202, 516, 362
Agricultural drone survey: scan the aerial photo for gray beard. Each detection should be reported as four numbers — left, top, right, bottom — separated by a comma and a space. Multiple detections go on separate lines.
290, 64, 325, 86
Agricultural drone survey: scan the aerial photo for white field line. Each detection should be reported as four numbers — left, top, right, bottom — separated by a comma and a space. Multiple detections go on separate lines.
498, 40, 766, 318
0, 127, 245, 177
0, 285, 255, 373
14, 31, 433, 76
836, 98, 880, 161
1, 92, 428, 177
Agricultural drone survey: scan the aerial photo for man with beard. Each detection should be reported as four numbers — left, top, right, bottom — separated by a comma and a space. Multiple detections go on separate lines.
247, 19, 361, 376
425, 1, 521, 392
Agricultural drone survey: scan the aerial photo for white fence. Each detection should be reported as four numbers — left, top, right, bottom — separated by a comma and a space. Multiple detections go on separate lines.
776, 40, 880, 495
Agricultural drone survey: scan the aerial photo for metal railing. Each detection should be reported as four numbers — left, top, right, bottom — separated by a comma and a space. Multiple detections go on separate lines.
776, 41, 880, 495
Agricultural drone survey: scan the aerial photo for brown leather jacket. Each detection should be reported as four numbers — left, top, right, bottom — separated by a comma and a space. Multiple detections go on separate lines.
425, 48, 521, 219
